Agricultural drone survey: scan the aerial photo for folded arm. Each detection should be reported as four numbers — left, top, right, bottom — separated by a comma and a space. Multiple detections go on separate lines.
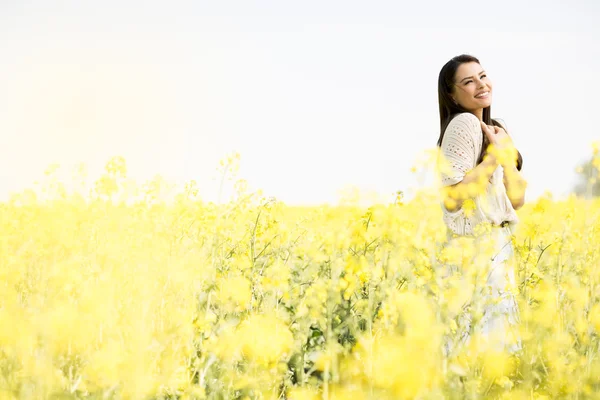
442, 154, 499, 212
502, 161, 527, 210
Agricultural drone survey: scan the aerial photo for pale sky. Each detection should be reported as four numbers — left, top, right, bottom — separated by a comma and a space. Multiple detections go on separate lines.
1, 1, 599, 205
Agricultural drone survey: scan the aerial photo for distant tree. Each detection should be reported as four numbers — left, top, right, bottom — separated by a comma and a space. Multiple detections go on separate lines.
573, 143, 600, 198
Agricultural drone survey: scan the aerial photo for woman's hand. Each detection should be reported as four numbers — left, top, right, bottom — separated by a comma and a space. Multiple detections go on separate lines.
480, 121, 514, 149
480, 121, 526, 208
480, 121, 517, 166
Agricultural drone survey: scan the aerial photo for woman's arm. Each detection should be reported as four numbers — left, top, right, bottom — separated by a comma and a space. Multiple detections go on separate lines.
479, 123, 527, 210
443, 153, 499, 212
502, 161, 527, 210
439, 113, 497, 213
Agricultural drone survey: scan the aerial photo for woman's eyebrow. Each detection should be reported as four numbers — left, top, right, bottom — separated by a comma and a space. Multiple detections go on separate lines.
459, 71, 486, 83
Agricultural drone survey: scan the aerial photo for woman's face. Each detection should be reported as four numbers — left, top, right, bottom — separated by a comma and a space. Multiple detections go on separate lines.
451, 62, 493, 110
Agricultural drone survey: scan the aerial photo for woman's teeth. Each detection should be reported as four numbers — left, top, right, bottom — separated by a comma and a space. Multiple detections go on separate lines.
475, 92, 489, 99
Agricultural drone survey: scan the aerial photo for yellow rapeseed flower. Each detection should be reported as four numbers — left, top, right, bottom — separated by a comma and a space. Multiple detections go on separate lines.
237, 314, 294, 367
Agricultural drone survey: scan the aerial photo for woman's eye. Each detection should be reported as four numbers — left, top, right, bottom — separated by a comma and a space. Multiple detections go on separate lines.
465, 75, 487, 84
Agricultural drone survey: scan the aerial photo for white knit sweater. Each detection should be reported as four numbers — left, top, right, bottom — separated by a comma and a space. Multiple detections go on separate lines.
438, 112, 519, 236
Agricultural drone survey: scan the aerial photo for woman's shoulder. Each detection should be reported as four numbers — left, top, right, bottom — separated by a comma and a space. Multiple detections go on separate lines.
445, 112, 481, 138
448, 112, 480, 129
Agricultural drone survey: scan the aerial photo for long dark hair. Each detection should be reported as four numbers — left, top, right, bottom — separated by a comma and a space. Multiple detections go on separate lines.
436, 54, 523, 171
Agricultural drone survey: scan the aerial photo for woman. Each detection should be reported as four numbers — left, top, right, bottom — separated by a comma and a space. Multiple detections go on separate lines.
435, 54, 527, 355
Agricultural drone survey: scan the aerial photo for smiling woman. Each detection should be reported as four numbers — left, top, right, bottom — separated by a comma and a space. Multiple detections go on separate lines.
451, 66, 492, 116
436, 54, 526, 223
435, 53, 528, 356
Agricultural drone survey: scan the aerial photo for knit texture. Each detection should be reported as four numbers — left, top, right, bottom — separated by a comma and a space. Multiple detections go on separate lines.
438, 112, 519, 236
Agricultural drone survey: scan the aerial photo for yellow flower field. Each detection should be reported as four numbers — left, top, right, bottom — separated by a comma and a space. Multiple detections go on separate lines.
1, 152, 600, 399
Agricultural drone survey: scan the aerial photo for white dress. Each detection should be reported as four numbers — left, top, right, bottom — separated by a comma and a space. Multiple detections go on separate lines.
437, 112, 522, 355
